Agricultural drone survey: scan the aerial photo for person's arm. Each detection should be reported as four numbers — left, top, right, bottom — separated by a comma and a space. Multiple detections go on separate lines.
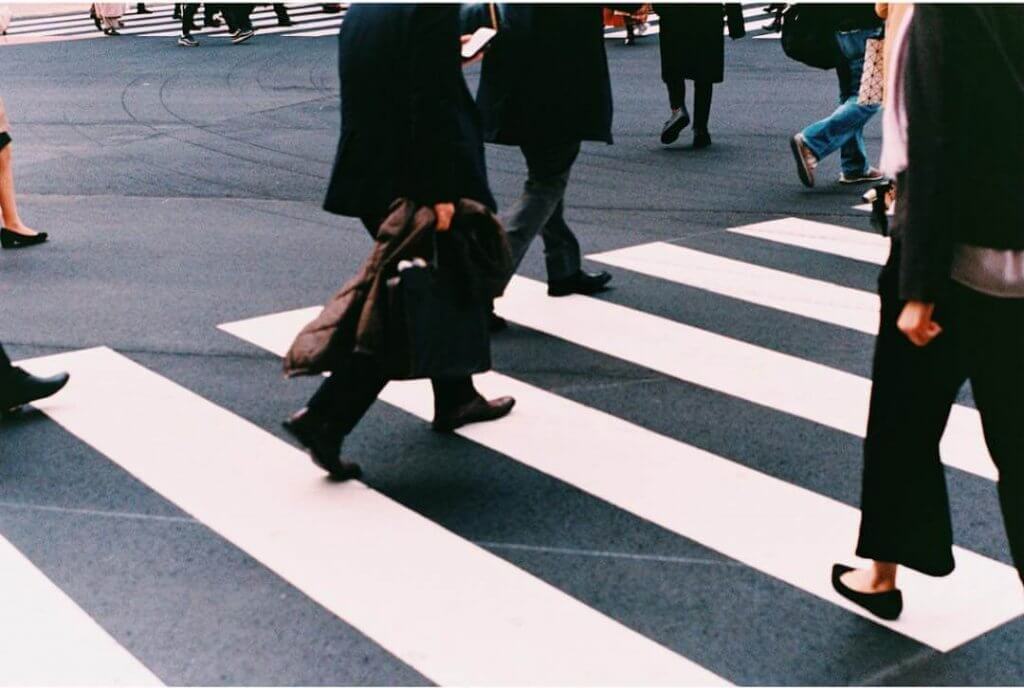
407, 5, 461, 226
898, 6, 959, 305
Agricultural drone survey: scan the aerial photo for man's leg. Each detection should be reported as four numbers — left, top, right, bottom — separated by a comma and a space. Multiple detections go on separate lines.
801, 29, 880, 166
501, 141, 582, 277
273, 3, 291, 25
180, 3, 198, 37
539, 200, 582, 282
955, 284, 1024, 584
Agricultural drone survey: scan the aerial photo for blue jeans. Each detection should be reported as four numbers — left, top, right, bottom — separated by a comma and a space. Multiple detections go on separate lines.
801, 28, 882, 176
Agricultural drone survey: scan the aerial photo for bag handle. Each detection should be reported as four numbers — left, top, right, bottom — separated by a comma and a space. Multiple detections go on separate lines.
488, 3, 498, 30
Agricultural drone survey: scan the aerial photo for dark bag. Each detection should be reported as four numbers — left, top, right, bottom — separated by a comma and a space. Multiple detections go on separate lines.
383, 242, 491, 381
781, 4, 839, 70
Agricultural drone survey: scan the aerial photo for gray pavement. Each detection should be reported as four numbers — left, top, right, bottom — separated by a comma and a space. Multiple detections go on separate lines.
1, 28, 1022, 686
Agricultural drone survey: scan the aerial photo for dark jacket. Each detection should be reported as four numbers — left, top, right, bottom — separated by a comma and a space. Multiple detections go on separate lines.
322, 4, 495, 223
825, 4, 884, 32
285, 199, 513, 377
476, 4, 614, 145
656, 4, 745, 85
896, 4, 1024, 301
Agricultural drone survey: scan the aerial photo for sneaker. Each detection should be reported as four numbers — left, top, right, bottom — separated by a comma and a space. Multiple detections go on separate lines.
232, 29, 255, 44
790, 133, 818, 188
660, 107, 690, 145
839, 167, 885, 184
178, 34, 199, 47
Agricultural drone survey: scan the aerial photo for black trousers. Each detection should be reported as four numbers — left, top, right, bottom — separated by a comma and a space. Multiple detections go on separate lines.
857, 241, 1024, 582
222, 3, 253, 31
304, 217, 478, 435
0, 343, 10, 373
665, 80, 713, 133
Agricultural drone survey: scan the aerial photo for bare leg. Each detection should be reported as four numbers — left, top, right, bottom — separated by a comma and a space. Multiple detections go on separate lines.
0, 145, 38, 236
841, 561, 898, 593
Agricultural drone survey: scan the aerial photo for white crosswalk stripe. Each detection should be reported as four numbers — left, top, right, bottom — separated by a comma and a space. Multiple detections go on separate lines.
18, 347, 726, 687
8, 211, 1023, 680
0, 534, 162, 685
0, 3, 342, 44
218, 307, 1024, 653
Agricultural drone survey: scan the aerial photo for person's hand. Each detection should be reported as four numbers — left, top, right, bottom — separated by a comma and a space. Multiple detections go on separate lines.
460, 34, 485, 67
898, 301, 943, 346
434, 202, 455, 232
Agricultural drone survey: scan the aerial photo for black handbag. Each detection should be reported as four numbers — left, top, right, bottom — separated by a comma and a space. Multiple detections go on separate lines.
383, 238, 492, 381
781, 5, 839, 70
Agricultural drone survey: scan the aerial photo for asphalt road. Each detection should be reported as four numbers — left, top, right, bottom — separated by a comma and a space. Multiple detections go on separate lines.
1, 27, 1022, 686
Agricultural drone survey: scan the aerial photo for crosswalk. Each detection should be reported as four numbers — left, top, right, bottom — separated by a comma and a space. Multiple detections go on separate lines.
0, 3, 779, 46
0, 3, 347, 44
9, 213, 1024, 683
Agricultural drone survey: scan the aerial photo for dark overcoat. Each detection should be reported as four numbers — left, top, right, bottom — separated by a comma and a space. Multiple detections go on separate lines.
656, 4, 744, 85
476, 4, 614, 145
322, 4, 495, 225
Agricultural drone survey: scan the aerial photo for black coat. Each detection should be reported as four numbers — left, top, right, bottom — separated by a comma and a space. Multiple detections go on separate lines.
656, 4, 744, 85
322, 4, 495, 224
476, 4, 614, 145
896, 4, 1024, 301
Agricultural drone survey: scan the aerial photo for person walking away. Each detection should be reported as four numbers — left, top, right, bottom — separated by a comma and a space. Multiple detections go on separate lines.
833, 4, 1024, 619
790, 4, 884, 188
93, 2, 126, 35
0, 344, 69, 416
657, 4, 745, 148
0, 98, 47, 249
282, 4, 515, 481
476, 4, 615, 323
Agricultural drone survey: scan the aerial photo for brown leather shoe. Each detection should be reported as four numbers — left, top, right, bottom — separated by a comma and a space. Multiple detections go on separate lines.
790, 133, 818, 188
282, 408, 362, 481
432, 395, 516, 433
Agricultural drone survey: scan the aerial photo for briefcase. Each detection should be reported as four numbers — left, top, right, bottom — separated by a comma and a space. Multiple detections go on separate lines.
384, 260, 491, 381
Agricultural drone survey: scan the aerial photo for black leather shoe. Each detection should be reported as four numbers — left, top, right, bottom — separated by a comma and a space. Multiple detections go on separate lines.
547, 270, 612, 297
1, 368, 69, 414
1, 228, 48, 249
282, 408, 362, 481
693, 130, 712, 149
831, 564, 903, 620
432, 395, 515, 433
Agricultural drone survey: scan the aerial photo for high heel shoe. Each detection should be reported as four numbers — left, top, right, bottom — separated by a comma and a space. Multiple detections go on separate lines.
1, 228, 48, 249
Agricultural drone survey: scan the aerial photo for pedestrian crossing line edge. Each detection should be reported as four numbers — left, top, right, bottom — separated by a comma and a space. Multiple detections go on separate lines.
17, 346, 726, 687
588, 240, 881, 334
494, 276, 996, 483
218, 307, 1024, 653
727, 217, 888, 266
0, 534, 163, 686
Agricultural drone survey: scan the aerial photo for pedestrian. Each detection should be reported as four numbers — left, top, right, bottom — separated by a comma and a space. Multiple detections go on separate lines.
833, 4, 1024, 619
790, 4, 885, 188
92, 2, 126, 35
0, 344, 69, 416
221, 3, 255, 43
272, 3, 292, 26
476, 4, 615, 322
657, 4, 745, 149
282, 4, 516, 481
0, 98, 47, 249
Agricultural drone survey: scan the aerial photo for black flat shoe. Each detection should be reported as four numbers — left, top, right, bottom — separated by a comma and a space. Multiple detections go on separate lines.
547, 270, 612, 297
283, 408, 362, 481
432, 395, 515, 433
1, 228, 48, 249
1, 368, 69, 414
831, 564, 903, 620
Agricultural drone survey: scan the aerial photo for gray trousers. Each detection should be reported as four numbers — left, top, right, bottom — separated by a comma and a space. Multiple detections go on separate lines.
500, 140, 583, 285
